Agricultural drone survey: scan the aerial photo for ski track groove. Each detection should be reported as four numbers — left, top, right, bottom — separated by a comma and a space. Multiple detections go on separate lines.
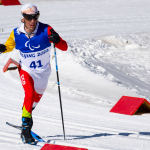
1, 107, 150, 143
0, 129, 109, 150
0, 133, 21, 144
0, 128, 149, 150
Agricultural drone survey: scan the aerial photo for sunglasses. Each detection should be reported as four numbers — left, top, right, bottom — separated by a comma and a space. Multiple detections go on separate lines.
23, 11, 40, 21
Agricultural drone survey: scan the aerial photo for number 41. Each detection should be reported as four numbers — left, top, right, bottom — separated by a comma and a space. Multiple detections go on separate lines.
30, 60, 43, 69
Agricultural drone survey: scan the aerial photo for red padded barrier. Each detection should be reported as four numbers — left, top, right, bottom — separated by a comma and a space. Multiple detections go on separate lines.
40, 144, 88, 150
3, 58, 19, 72
110, 96, 150, 115
1, 0, 21, 6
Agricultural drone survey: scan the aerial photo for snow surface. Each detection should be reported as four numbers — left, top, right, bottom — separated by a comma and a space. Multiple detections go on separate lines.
0, 0, 150, 149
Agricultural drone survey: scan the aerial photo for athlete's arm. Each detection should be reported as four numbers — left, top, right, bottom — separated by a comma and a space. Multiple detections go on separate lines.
48, 26, 68, 51
3, 30, 16, 53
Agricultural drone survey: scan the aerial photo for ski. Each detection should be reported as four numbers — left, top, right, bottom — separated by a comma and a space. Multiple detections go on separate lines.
6, 122, 21, 130
6, 122, 46, 145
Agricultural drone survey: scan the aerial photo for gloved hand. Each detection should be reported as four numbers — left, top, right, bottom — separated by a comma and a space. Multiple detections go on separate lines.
49, 29, 60, 43
0, 44, 6, 54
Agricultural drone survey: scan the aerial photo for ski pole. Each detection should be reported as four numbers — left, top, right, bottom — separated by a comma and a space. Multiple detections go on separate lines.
54, 43, 66, 140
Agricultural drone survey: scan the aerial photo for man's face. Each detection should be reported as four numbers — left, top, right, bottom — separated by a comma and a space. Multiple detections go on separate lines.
22, 13, 39, 33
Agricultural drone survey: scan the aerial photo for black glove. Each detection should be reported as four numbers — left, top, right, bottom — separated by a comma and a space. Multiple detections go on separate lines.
0, 44, 6, 53
49, 29, 60, 43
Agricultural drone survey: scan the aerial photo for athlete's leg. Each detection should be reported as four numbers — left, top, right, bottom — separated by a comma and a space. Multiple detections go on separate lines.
19, 69, 35, 118
31, 66, 51, 109
19, 68, 35, 143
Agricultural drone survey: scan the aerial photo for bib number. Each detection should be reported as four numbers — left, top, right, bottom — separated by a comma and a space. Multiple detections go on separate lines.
30, 60, 43, 69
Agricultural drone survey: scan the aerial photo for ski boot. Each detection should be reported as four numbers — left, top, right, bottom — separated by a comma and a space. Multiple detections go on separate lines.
21, 117, 35, 144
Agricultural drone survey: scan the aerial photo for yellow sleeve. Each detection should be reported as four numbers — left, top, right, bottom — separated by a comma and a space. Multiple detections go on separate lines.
4, 30, 15, 53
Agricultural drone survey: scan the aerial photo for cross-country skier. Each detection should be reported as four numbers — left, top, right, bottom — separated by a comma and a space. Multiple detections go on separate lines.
0, 3, 68, 144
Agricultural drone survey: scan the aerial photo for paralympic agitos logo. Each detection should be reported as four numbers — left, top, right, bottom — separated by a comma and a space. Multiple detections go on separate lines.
25, 41, 40, 51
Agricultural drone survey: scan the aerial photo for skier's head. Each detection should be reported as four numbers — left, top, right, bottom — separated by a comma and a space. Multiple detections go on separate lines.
21, 3, 40, 33
21, 3, 39, 14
